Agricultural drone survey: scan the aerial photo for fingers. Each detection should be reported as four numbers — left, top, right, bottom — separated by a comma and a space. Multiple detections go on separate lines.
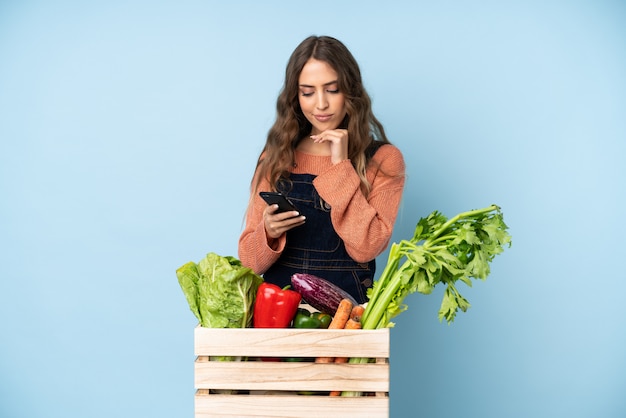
264, 205, 306, 239
310, 129, 349, 164
310, 129, 348, 144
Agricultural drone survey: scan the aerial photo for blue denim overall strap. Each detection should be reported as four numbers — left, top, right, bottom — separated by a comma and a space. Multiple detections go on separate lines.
262, 173, 375, 304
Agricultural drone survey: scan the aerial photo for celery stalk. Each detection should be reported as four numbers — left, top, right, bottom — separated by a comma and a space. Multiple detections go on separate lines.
361, 204, 510, 329
342, 205, 511, 396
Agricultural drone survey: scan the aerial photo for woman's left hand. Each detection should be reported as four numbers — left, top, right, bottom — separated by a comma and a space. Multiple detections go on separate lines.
311, 129, 349, 164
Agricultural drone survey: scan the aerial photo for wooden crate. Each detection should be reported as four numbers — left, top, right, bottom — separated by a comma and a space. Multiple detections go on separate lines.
194, 326, 390, 418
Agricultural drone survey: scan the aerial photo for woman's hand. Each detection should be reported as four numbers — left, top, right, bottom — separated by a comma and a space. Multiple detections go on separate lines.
264, 205, 306, 239
310, 129, 349, 164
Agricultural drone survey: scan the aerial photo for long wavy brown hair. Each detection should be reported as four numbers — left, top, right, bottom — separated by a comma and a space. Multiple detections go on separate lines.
252, 35, 391, 197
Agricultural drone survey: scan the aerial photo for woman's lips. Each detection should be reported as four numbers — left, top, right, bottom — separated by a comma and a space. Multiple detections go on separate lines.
314, 114, 332, 122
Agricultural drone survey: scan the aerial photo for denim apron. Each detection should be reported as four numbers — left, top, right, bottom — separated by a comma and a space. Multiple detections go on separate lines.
262, 173, 375, 304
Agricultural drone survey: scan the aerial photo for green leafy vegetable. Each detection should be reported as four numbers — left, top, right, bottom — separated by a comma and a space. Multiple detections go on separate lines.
362, 204, 511, 328
342, 205, 511, 396
176, 252, 263, 329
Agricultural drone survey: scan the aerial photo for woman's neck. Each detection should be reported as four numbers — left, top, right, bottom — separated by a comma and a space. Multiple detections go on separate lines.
296, 136, 331, 156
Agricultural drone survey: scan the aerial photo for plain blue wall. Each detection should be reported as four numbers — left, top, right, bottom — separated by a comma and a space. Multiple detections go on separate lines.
1, 1, 625, 417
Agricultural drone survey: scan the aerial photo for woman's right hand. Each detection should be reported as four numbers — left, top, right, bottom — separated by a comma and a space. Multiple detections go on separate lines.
264, 205, 306, 239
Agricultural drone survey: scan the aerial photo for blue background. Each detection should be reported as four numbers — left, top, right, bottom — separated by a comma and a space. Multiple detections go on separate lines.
1, 1, 625, 417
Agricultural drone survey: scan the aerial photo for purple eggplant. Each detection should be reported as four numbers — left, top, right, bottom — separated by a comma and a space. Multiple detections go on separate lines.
291, 273, 358, 315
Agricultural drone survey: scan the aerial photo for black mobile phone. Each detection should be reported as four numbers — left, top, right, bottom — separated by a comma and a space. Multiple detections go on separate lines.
259, 191, 298, 213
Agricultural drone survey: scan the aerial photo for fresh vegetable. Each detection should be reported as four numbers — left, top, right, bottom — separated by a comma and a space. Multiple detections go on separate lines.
285, 357, 313, 362
253, 283, 301, 328
312, 312, 332, 329
176, 252, 263, 329
361, 204, 511, 329
334, 308, 364, 353
291, 308, 332, 329
340, 205, 511, 397
329, 305, 364, 396
327, 298, 354, 329
343, 318, 362, 329
329, 389, 343, 397
177, 253, 263, 370
293, 308, 323, 329
349, 305, 365, 323
315, 298, 354, 364
344, 305, 364, 330
291, 273, 358, 315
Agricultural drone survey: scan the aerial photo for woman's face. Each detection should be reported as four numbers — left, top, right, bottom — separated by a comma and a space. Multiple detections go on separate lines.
298, 58, 347, 135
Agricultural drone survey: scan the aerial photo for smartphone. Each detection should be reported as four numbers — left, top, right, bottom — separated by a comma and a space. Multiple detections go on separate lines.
259, 191, 298, 213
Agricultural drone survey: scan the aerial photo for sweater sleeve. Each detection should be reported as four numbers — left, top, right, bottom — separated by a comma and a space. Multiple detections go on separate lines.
312, 144, 405, 263
237, 176, 286, 275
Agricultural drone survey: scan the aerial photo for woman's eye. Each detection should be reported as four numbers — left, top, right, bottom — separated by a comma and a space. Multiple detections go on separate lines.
327, 89, 340, 94
301, 92, 314, 97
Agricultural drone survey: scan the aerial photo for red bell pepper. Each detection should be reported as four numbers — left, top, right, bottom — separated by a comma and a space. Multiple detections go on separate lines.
253, 283, 301, 328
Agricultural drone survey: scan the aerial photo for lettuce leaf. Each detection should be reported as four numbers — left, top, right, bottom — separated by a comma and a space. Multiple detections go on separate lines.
176, 252, 263, 328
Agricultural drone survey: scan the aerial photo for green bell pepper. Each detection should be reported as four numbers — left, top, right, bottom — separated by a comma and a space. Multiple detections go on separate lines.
312, 312, 332, 329
293, 308, 322, 329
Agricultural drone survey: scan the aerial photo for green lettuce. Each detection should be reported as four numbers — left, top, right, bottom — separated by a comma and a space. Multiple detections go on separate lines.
176, 252, 263, 328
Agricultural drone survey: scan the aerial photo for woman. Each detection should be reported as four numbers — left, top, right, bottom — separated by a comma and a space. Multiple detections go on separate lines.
238, 35, 405, 303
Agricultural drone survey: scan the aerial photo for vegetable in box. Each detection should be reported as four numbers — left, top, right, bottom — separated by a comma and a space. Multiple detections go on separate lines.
176, 252, 263, 329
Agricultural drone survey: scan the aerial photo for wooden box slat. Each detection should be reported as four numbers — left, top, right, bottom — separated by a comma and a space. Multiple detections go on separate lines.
195, 393, 389, 418
194, 327, 389, 358
195, 360, 389, 392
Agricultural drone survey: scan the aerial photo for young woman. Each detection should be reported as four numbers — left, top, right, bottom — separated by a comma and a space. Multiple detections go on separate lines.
238, 35, 405, 303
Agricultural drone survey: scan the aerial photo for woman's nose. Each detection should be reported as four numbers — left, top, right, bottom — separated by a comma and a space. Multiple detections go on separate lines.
316, 93, 329, 110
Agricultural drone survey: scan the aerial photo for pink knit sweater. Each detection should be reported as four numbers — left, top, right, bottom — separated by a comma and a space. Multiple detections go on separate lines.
238, 144, 405, 275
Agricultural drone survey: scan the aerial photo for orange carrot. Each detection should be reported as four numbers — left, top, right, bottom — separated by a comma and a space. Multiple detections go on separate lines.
350, 305, 365, 322
315, 299, 354, 364
327, 298, 353, 329
330, 317, 363, 368
344, 318, 362, 329
333, 312, 363, 362
329, 312, 363, 396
